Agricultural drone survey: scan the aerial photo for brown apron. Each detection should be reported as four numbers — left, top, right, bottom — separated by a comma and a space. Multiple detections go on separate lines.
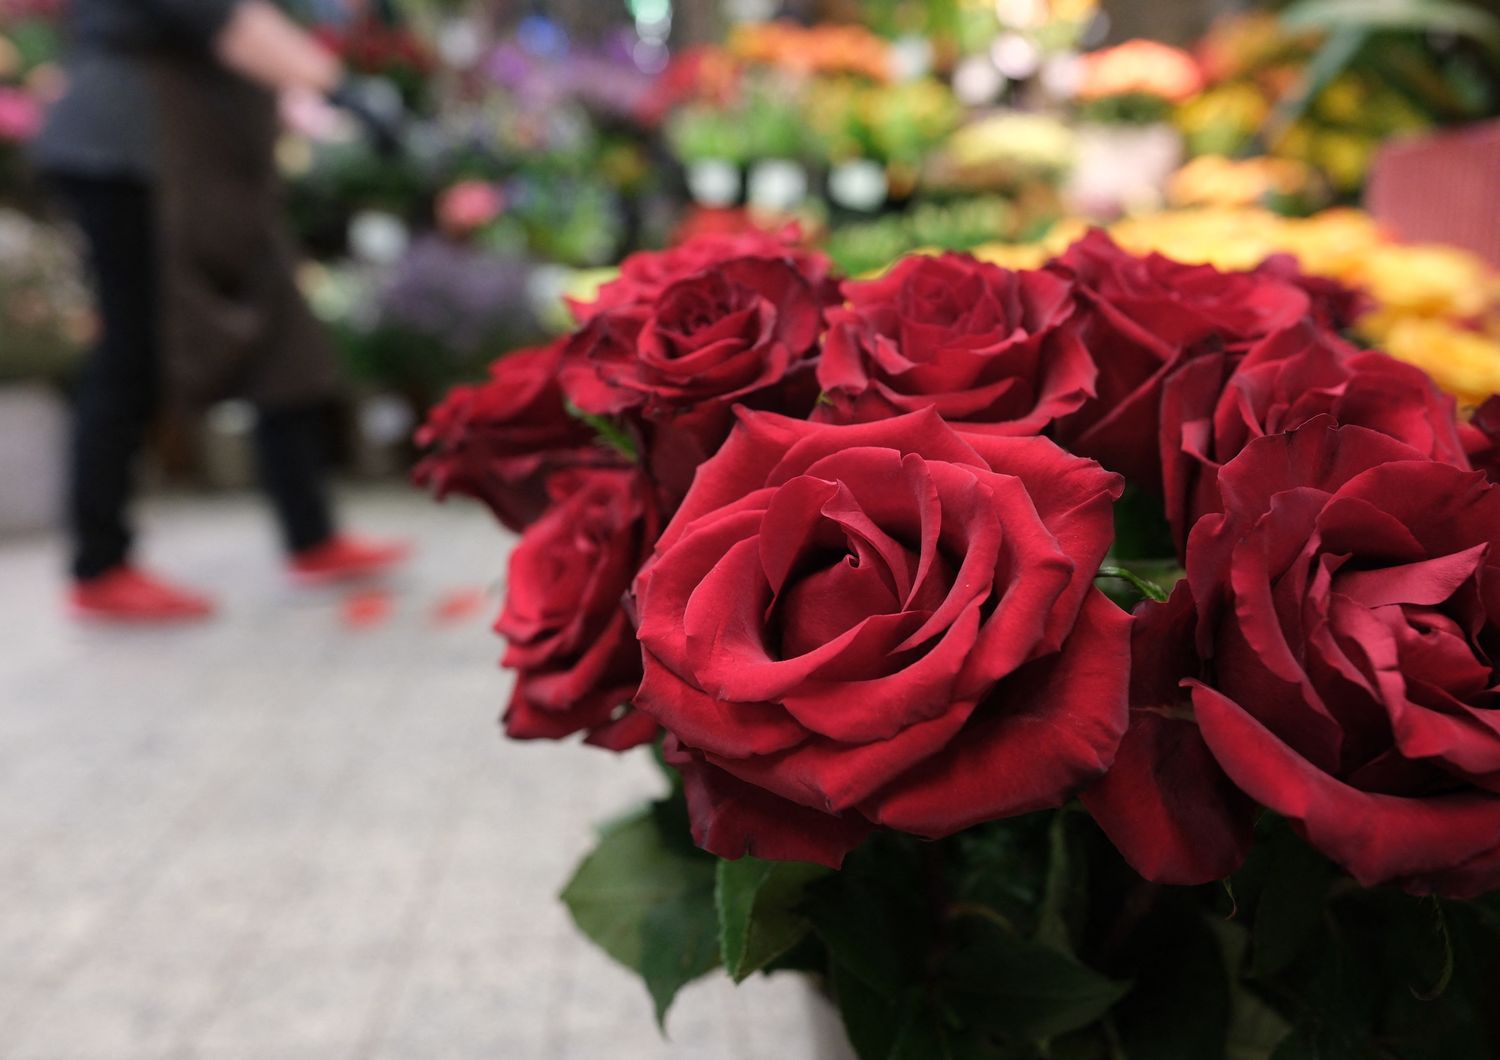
147, 54, 340, 409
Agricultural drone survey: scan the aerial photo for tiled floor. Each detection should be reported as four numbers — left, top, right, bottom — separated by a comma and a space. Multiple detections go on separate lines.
0, 489, 843, 1060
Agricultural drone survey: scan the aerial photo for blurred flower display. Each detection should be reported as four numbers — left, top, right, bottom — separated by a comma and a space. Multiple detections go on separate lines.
0, 208, 92, 382
1174, 10, 1495, 197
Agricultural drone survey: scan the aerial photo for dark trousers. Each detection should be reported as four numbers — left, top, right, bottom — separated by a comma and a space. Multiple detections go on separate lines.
53, 174, 335, 580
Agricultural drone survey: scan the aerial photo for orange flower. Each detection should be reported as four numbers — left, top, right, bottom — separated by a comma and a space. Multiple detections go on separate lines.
1077, 40, 1203, 103
728, 21, 892, 81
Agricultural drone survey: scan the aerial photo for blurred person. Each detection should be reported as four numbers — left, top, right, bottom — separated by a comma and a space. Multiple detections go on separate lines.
32, 0, 408, 623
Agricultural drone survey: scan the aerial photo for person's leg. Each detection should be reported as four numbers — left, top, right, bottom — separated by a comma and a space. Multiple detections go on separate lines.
53, 176, 159, 581
252, 403, 337, 555
256, 403, 409, 583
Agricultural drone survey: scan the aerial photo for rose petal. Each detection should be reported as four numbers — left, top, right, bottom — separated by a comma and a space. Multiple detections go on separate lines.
866, 591, 1131, 836
1193, 682, 1500, 892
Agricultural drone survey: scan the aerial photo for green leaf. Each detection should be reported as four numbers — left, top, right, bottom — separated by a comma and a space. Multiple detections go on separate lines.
943, 920, 1130, 1041
1261, 26, 1370, 151
1034, 810, 1085, 953
1251, 828, 1332, 979
560, 805, 719, 1025
716, 857, 832, 983
1213, 920, 1295, 1060
1095, 566, 1170, 604
832, 963, 913, 1060
888, 999, 966, 1060
563, 400, 638, 461
807, 835, 929, 998
641, 890, 721, 1026
1110, 486, 1175, 563
1280, 0, 1500, 59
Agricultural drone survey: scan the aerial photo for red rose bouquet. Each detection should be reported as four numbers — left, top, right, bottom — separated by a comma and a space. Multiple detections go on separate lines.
420, 228, 1500, 1058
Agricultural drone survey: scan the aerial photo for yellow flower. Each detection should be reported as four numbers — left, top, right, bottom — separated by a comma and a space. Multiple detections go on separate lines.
970, 242, 1051, 270
1270, 209, 1381, 282
1356, 244, 1496, 319
1077, 40, 1203, 103
1175, 83, 1268, 137
1376, 318, 1500, 405
1106, 208, 1280, 271
1315, 75, 1368, 124
1039, 218, 1093, 257
1312, 130, 1375, 192
1166, 155, 1311, 209
1048, 0, 1098, 23
945, 111, 1076, 174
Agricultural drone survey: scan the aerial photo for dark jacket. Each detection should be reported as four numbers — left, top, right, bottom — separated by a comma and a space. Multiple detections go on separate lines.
31, 0, 240, 178
34, 0, 340, 408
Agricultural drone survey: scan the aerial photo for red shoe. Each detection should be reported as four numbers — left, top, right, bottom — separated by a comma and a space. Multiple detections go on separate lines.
290, 534, 410, 586
70, 567, 217, 624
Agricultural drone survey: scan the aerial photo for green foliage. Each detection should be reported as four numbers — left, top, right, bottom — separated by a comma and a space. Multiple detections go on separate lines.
807, 826, 1128, 1059
560, 803, 719, 1025
1110, 486, 1177, 563
716, 858, 831, 983
566, 793, 1500, 1057
941, 920, 1130, 1042
1109, 894, 1232, 1060
564, 402, 639, 463
1281, 0, 1500, 60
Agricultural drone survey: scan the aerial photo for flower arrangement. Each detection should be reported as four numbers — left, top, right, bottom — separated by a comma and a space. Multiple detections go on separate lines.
727, 21, 895, 83
420, 224, 1500, 1056
1176, 10, 1496, 196
313, 18, 434, 108
0, 208, 92, 380
1074, 39, 1203, 124
0, 2, 60, 202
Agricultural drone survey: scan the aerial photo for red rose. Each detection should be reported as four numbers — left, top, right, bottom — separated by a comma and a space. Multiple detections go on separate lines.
1089, 419, 1500, 896
1463, 396, 1500, 483
497, 468, 660, 751
1252, 254, 1373, 332
1080, 583, 1256, 884
1050, 230, 1311, 489
1160, 322, 1468, 549
415, 343, 607, 532
561, 256, 831, 501
571, 228, 836, 322
816, 253, 1096, 435
633, 409, 1130, 867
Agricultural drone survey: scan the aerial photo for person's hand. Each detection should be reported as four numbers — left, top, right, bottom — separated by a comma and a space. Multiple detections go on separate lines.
279, 86, 351, 141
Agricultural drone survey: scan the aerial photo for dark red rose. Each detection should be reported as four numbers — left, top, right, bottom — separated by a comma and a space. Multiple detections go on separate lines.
816, 253, 1096, 435
1090, 419, 1500, 896
1049, 230, 1311, 490
633, 408, 1130, 867
1253, 253, 1373, 332
1462, 396, 1500, 483
497, 468, 660, 751
414, 343, 608, 532
1160, 321, 1468, 549
570, 228, 837, 322
561, 255, 831, 502
1080, 583, 1256, 884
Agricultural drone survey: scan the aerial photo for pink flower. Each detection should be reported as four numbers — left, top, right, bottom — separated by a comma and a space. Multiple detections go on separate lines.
436, 180, 505, 237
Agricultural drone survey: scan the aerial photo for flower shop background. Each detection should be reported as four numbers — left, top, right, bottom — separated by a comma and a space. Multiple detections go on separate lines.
3, 0, 1500, 1057
5, 0, 1498, 530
